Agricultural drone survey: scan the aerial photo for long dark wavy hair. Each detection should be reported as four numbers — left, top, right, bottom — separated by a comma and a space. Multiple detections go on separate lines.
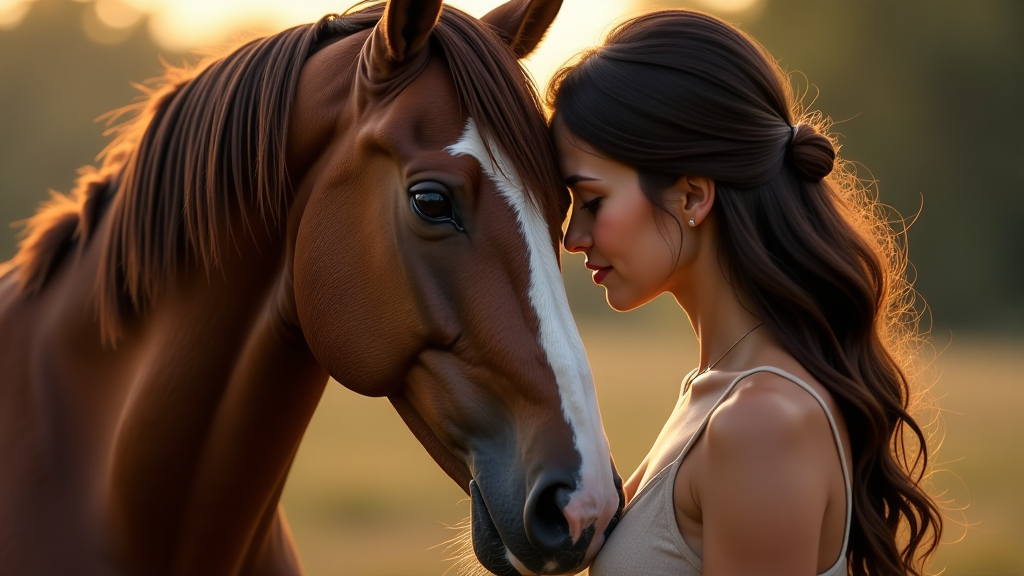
548, 9, 942, 576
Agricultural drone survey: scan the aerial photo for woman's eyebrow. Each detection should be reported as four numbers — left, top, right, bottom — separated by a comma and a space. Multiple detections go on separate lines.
565, 174, 600, 186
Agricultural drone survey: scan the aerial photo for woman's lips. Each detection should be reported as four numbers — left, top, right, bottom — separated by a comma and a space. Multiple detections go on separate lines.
585, 261, 613, 285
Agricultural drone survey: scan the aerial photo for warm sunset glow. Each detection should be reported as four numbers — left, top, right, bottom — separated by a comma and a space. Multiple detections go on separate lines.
136, 0, 639, 93
0, 0, 31, 30
643, 0, 764, 13
1, 0, 644, 91
94, 0, 142, 29
509, 0, 642, 93
692, 0, 761, 13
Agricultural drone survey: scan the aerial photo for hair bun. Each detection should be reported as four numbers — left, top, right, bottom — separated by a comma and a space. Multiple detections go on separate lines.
789, 123, 836, 181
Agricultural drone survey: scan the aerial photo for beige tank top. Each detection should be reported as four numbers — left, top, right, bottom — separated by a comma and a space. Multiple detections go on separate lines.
590, 366, 852, 576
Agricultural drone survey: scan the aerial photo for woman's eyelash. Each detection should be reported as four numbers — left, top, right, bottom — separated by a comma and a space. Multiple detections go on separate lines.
579, 197, 603, 213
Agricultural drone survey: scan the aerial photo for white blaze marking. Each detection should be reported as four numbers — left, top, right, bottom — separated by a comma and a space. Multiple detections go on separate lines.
447, 119, 617, 551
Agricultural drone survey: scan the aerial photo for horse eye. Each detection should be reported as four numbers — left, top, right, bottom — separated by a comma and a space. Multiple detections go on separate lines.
409, 181, 463, 231
412, 192, 451, 219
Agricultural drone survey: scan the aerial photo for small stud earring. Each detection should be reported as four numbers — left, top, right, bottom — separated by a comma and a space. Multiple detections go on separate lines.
688, 218, 696, 227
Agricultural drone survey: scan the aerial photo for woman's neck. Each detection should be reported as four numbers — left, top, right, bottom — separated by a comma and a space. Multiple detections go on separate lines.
669, 224, 762, 372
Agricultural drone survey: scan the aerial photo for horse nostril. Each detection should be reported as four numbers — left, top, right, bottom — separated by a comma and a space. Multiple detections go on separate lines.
524, 475, 575, 557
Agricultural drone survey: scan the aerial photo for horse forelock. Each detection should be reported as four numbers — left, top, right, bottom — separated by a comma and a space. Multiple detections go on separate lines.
328, 2, 568, 234
430, 6, 570, 244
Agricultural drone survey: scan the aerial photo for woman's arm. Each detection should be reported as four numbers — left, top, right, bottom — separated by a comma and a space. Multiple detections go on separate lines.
687, 373, 837, 576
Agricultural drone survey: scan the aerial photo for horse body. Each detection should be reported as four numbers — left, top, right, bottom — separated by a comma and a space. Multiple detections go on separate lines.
1, 2, 623, 575
0, 186, 321, 575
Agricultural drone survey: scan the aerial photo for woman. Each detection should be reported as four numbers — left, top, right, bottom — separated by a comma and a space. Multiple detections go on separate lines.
547, 10, 942, 576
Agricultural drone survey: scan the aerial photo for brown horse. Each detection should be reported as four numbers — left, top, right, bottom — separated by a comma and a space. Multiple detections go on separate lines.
0, 1, 624, 574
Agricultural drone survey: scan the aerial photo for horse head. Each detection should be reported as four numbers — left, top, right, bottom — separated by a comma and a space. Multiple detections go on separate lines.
287, 1, 622, 574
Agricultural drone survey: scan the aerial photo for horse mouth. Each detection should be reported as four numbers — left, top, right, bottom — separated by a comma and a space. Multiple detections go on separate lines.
470, 480, 596, 576
470, 480, 522, 576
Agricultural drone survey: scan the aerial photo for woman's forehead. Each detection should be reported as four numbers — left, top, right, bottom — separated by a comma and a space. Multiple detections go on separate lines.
555, 127, 634, 183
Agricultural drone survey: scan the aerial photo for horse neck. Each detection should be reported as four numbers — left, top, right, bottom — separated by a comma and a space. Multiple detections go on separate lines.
0, 183, 329, 572
88, 186, 327, 446
94, 198, 327, 571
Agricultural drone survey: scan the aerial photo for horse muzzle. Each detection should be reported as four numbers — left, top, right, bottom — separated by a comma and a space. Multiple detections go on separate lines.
470, 474, 623, 576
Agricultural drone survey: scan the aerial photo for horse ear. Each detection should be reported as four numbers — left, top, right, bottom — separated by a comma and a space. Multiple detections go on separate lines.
481, 0, 563, 59
374, 0, 444, 65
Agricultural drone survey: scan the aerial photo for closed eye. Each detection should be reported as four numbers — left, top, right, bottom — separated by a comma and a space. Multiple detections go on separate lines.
579, 197, 603, 214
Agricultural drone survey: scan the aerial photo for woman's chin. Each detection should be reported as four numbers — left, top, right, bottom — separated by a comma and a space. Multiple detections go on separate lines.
604, 290, 644, 313
603, 281, 665, 312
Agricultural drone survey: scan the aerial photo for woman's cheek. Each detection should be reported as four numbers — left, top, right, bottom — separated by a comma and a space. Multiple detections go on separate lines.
594, 210, 628, 255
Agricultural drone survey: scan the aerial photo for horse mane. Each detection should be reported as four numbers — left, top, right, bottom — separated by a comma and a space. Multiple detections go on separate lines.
7, 1, 566, 345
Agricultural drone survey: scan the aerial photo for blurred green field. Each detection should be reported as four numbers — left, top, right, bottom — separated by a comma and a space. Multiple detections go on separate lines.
282, 314, 1024, 576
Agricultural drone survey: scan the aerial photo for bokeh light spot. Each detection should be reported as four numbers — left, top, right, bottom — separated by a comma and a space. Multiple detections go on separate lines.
95, 0, 141, 29
694, 0, 762, 12
0, 0, 31, 30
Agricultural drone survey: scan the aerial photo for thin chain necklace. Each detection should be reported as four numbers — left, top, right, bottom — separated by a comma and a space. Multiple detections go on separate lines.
685, 322, 763, 391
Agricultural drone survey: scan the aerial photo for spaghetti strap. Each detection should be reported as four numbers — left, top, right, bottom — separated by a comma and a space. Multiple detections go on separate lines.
592, 366, 853, 576
675, 366, 853, 570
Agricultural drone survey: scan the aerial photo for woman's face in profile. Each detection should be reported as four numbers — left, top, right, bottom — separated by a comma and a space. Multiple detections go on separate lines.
554, 122, 683, 311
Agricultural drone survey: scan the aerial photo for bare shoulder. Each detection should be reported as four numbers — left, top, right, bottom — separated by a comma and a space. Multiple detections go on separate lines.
678, 369, 848, 572
704, 370, 832, 455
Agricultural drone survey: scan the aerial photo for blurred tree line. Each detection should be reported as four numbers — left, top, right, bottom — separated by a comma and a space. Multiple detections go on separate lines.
732, 0, 1024, 335
1, 0, 1022, 333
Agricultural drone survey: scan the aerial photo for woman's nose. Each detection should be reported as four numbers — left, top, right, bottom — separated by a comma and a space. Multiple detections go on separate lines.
563, 213, 592, 254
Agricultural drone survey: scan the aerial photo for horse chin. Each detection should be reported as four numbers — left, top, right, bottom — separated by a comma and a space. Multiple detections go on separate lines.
470, 480, 594, 576
470, 480, 523, 576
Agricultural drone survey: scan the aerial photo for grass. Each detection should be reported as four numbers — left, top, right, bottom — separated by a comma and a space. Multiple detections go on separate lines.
281, 315, 1024, 575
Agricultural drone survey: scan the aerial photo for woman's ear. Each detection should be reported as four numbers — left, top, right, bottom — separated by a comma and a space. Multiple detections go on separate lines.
675, 176, 715, 227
